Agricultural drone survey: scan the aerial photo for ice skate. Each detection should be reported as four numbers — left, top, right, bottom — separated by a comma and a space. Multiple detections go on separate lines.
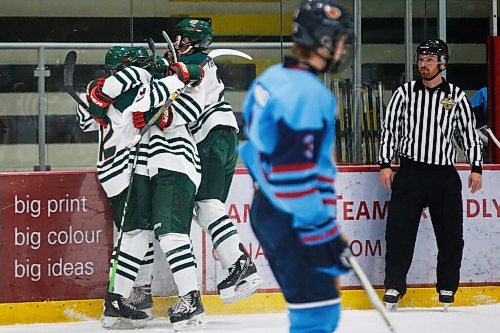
217, 245, 263, 304
129, 285, 153, 319
383, 289, 401, 312
169, 290, 206, 331
101, 292, 147, 329
439, 290, 454, 312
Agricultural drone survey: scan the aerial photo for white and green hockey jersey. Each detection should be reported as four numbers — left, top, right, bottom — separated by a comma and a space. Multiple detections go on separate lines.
77, 90, 150, 198
180, 54, 239, 144
103, 65, 203, 190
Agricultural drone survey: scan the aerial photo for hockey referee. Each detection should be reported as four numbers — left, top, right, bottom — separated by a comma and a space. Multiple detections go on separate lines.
378, 39, 483, 310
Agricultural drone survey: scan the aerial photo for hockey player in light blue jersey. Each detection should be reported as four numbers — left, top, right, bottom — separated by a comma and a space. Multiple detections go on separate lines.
240, 1, 353, 332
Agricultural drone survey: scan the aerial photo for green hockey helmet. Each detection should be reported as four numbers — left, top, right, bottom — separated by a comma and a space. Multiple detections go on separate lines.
175, 19, 213, 54
134, 46, 149, 66
104, 46, 148, 74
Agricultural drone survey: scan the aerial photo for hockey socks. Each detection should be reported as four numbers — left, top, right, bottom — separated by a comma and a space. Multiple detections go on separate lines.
159, 233, 199, 296
109, 229, 150, 298
134, 231, 155, 287
196, 199, 242, 270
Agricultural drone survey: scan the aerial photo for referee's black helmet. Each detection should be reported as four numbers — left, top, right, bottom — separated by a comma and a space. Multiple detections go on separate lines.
416, 39, 449, 63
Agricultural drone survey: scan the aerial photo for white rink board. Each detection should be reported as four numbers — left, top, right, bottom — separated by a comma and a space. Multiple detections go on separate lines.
152, 167, 500, 295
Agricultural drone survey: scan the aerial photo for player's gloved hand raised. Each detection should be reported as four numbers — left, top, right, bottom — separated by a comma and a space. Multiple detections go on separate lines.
168, 62, 204, 86
143, 56, 170, 79
297, 219, 351, 276
86, 78, 113, 128
163, 49, 178, 65
132, 106, 173, 130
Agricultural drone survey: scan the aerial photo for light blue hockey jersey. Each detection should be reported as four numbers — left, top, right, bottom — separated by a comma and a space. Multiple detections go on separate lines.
240, 61, 338, 230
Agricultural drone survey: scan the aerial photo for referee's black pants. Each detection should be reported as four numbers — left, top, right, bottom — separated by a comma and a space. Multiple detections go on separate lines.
384, 157, 464, 296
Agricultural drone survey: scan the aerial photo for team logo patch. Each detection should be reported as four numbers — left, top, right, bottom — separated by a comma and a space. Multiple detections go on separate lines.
440, 96, 455, 110
324, 5, 342, 20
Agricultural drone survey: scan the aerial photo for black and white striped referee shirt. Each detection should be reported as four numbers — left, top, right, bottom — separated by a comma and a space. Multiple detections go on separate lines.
379, 79, 483, 173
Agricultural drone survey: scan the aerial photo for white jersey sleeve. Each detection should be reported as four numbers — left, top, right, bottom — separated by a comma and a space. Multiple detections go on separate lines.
102, 66, 152, 99
76, 92, 99, 132
189, 61, 238, 143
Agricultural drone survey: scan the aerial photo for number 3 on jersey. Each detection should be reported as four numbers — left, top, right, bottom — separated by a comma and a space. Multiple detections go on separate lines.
303, 133, 314, 160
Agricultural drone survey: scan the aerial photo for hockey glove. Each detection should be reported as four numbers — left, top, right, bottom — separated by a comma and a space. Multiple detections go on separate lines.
86, 78, 113, 127
163, 50, 178, 64
168, 62, 204, 85
143, 55, 170, 79
132, 106, 173, 130
297, 219, 351, 276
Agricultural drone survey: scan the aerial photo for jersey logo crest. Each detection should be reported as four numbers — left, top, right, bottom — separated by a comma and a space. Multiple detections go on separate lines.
440, 96, 455, 110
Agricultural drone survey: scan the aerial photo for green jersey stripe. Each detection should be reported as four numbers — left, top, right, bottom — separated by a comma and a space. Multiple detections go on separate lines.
165, 244, 191, 258
179, 93, 202, 114
173, 97, 199, 120
170, 262, 196, 274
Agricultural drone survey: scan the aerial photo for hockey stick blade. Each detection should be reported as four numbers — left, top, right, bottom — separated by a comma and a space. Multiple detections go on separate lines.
162, 30, 178, 63
348, 256, 398, 333
63, 51, 77, 88
147, 37, 156, 59
207, 48, 252, 61
63, 51, 89, 110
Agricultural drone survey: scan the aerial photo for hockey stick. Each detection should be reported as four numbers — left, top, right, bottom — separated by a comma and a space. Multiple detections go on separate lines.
108, 144, 141, 293
63, 51, 144, 293
162, 30, 178, 63
63, 49, 141, 292
147, 37, 156, 59
63, 51, 89, 110
127, 48, 252, 148
108, 40, 158, 292
484, 127, 500, 150
347, 256, 398, 333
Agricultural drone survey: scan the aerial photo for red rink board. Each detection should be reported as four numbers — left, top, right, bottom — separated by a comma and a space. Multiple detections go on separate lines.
0, 172, 113, 303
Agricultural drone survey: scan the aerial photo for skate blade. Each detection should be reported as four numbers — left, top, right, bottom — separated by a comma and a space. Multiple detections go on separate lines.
172, 313, 206, 332
442, 303, 450, 312
385, 302, 398, 312
101, 316, 147, 330
220, 274, 264, 304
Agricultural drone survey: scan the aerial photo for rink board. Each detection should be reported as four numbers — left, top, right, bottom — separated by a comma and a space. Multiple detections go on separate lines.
0, 165, 499, 325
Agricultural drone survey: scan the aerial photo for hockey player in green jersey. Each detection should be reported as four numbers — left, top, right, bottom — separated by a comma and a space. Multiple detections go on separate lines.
171, 19, 263, 304
78, 46, 153, 329
81, 46, 206, 330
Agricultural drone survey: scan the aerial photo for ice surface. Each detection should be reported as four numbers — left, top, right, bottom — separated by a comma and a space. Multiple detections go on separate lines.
1, 304, 499, 333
